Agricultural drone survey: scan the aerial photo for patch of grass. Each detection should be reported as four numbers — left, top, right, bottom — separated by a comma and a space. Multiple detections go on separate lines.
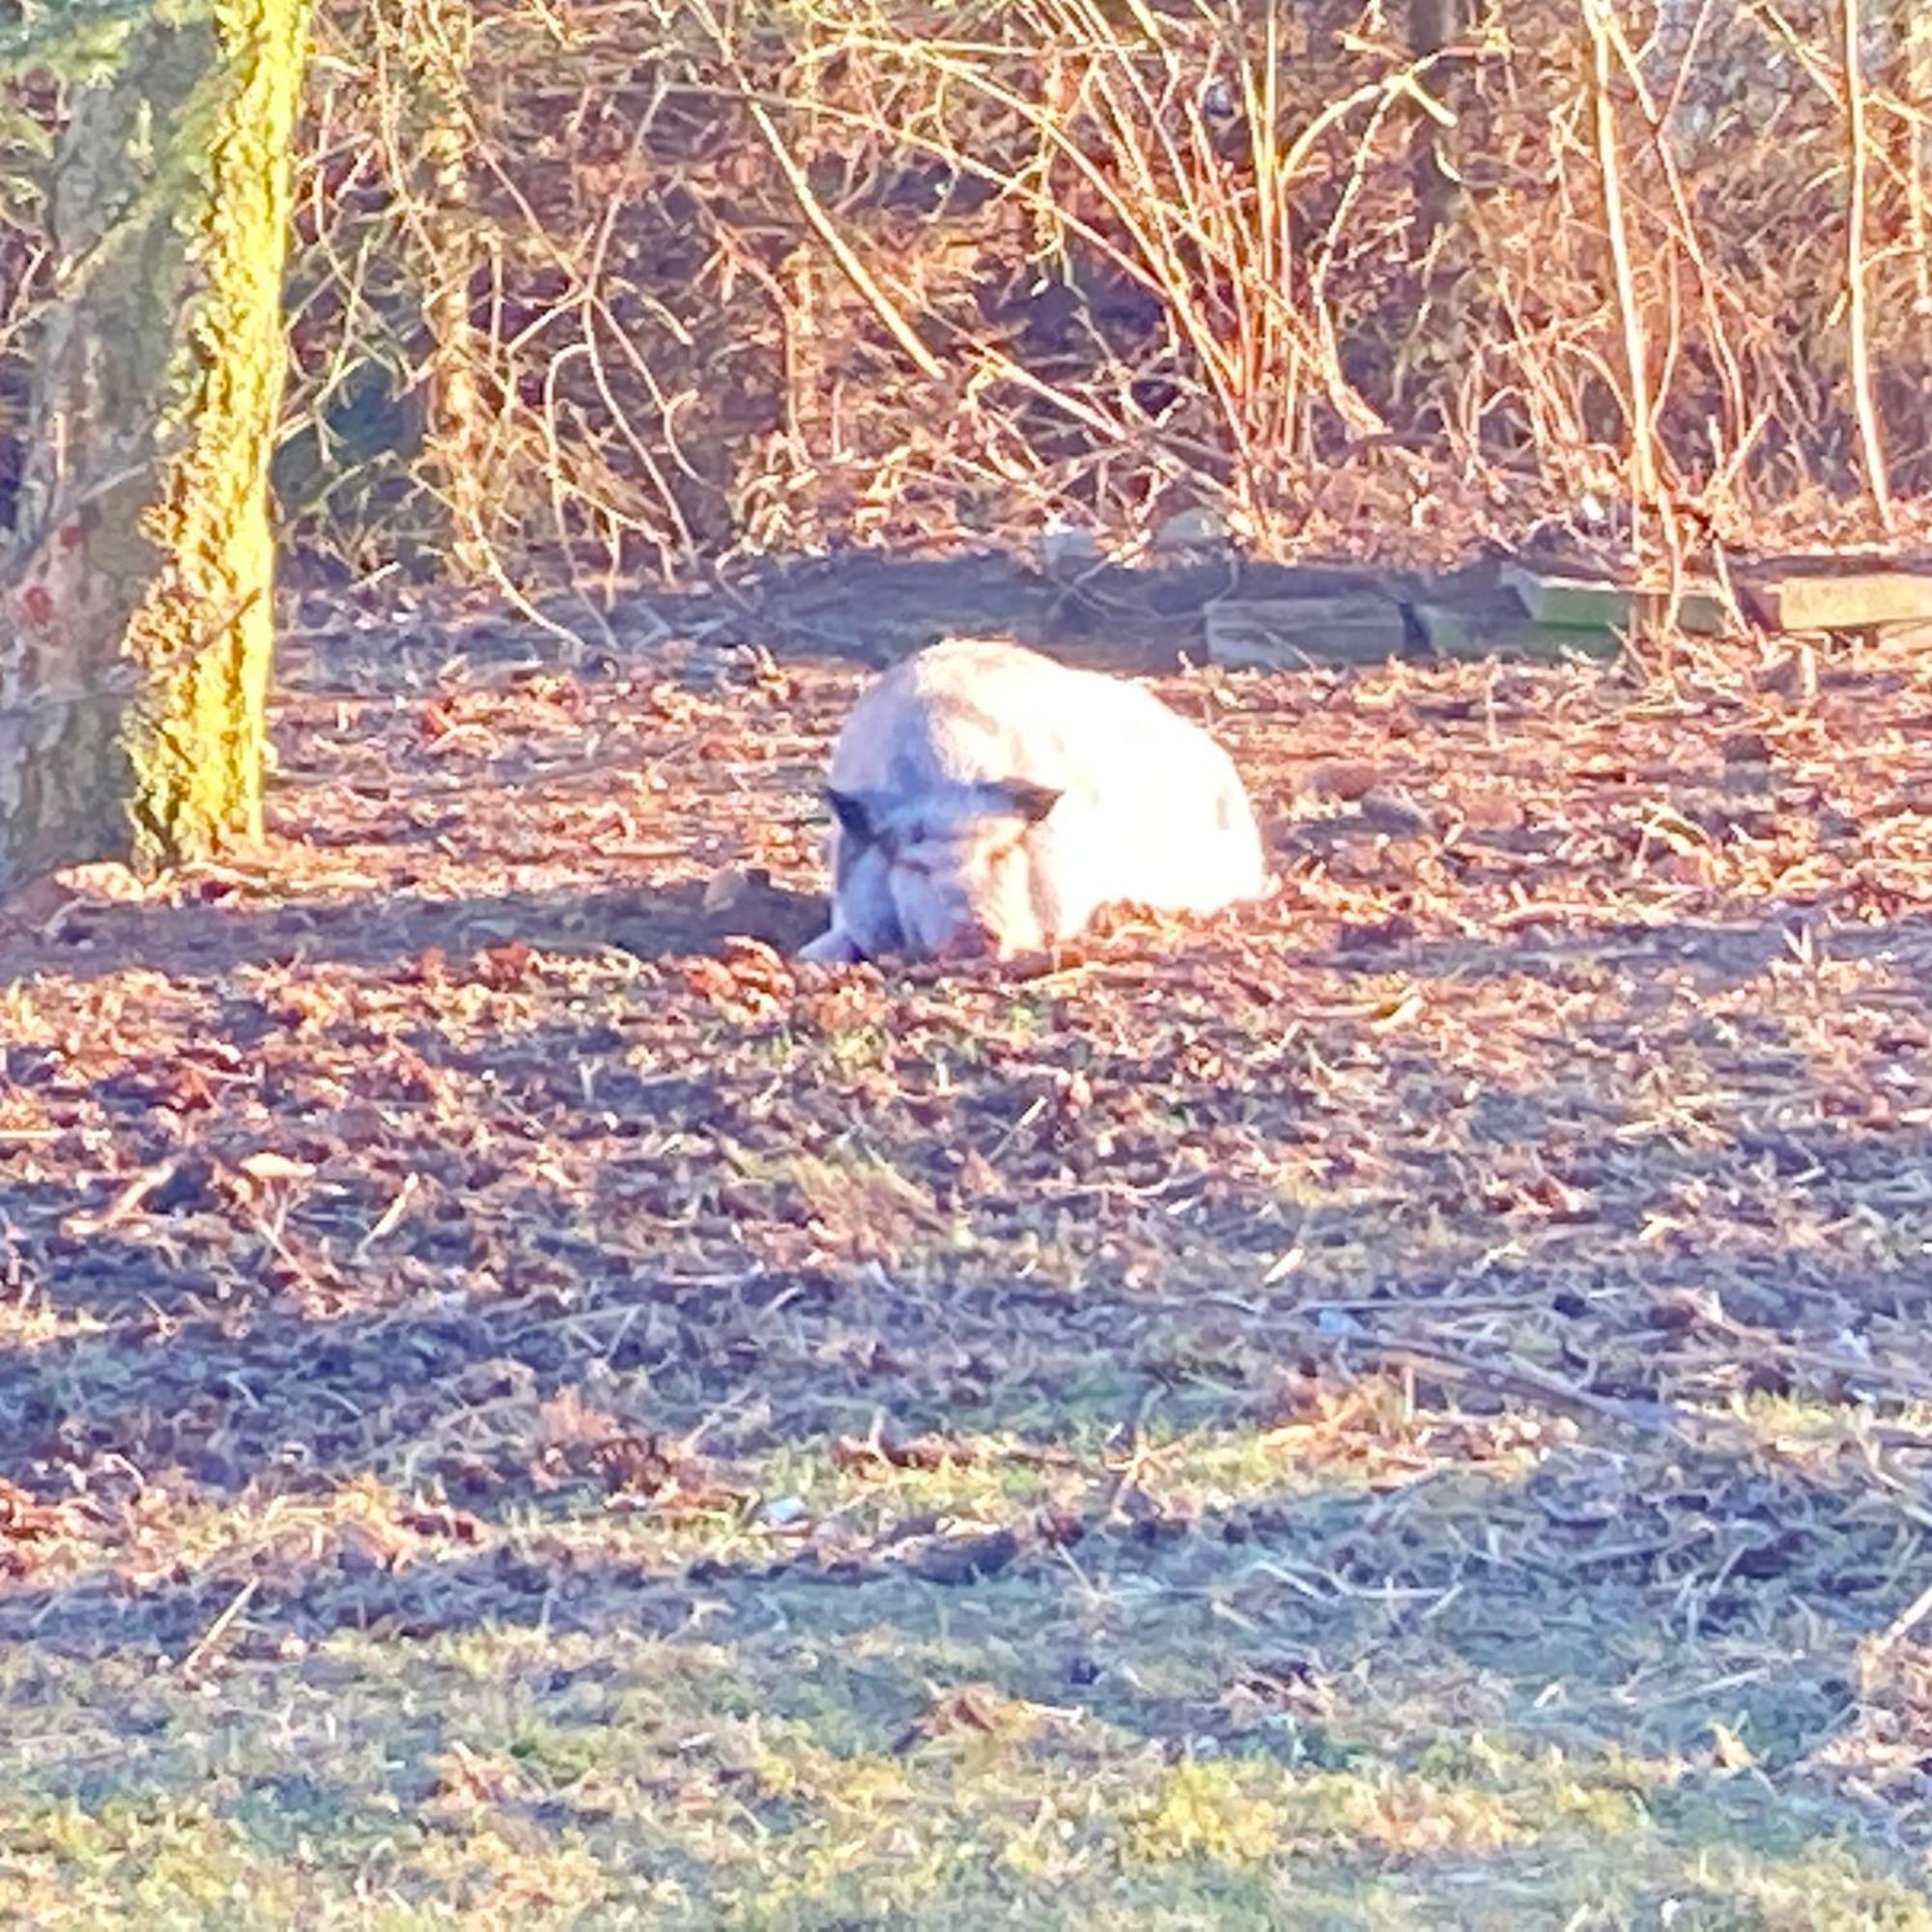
0, 1572, 1924, 1929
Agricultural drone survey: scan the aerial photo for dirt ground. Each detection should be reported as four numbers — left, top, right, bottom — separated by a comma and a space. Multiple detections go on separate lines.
6, 555, 1932, 1926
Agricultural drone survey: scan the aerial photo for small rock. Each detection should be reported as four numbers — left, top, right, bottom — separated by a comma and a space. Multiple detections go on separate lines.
1038, 522, 1103, 570
1757, 646, 1818, 703
1153, 507, 1230, 552
1310, 759, 1379, 802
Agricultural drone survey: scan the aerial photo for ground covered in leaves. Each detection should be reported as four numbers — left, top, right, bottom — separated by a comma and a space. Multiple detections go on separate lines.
6, 563, 1932, 1927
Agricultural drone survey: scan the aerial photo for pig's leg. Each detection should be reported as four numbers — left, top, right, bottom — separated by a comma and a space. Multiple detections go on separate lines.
798, 924, 865, 963
804, 836, 903, 963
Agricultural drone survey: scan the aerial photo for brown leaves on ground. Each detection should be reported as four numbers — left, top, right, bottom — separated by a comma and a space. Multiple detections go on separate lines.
7, 582, 1932, 1863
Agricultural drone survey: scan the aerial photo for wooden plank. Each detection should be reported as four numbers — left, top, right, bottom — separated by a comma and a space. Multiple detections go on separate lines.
1204, 594, 1411, 668
1500, 564, 1726, 636
1205, 591, 1622, 668
1406, 602, 1475, 656
1425, 608, 1620, 661
1745, 570, 1932, 632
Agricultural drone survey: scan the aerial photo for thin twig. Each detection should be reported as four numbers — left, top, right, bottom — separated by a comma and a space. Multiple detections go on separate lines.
1840, 0, 1895, 529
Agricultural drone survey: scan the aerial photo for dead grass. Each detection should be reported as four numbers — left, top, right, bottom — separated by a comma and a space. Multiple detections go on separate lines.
7, 576, 1932, 1922
264, 0, 1932, 597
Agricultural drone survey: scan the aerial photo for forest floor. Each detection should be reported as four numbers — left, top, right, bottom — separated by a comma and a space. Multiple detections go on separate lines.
5, 552, 1932, 1927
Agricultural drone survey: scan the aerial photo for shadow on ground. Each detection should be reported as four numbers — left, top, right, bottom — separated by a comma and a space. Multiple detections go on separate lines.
285, 543, 1540, 681
2, 875, 829, 985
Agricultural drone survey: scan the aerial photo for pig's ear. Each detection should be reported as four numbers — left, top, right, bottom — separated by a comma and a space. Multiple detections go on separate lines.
827, 788, 875, 843
986, 778, 1063, 825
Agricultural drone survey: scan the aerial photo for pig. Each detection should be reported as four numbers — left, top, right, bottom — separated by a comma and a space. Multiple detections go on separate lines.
798, 638, 1268, 964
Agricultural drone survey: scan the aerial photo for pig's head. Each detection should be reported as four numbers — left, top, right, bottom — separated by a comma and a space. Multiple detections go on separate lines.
825, 778, 1062, 962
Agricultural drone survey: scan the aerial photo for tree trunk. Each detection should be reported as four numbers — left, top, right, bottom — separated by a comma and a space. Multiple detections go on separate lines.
0, 0, 310, 890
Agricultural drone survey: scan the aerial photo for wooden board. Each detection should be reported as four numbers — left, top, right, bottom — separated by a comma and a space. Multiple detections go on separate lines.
1204, 594, 1412, 668
1744, 570, 1932, 633
1500, 564, 1727, 636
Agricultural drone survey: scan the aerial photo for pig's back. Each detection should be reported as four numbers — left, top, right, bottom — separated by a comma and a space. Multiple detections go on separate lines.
829, 639, 1266, 918
827, 639, 1096, 793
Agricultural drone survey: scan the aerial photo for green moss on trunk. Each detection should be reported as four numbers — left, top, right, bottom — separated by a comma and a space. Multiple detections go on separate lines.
0, 0, 310, 886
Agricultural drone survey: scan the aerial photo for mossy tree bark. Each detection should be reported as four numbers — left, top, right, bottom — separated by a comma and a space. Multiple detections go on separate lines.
0, 0, 310, 890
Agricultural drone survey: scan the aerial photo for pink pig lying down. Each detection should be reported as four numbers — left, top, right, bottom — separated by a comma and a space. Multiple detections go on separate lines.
799, 638, 1270, 964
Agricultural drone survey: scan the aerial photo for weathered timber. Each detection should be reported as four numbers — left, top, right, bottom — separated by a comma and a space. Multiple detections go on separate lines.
1500, 564, 1727, 636
1744, 570, 1932, 633
1205, 595, 1413, 668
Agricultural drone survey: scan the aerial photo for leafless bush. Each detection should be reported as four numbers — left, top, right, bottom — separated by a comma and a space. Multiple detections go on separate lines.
11, 0, 1932, 598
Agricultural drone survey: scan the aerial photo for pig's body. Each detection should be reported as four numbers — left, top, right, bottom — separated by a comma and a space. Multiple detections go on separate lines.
800, 639, 1268, 963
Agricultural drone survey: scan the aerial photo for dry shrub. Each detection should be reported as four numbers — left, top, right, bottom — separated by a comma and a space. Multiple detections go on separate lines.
8, 0, 1932, 591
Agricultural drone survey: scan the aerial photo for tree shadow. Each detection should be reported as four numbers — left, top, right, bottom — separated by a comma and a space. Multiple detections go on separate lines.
283, 541, 1532, 679
2, 1395, 1923, 1922
14, 847, 1925, 1006
669, 545, 1489, 673
5, 1069, 1932, 1497
9, 903, 1932, 1903
2, 873, 828, 986
12, 872, 1932, 1505
9, 569, 1932, 1909
1314, 898, 1932, 994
